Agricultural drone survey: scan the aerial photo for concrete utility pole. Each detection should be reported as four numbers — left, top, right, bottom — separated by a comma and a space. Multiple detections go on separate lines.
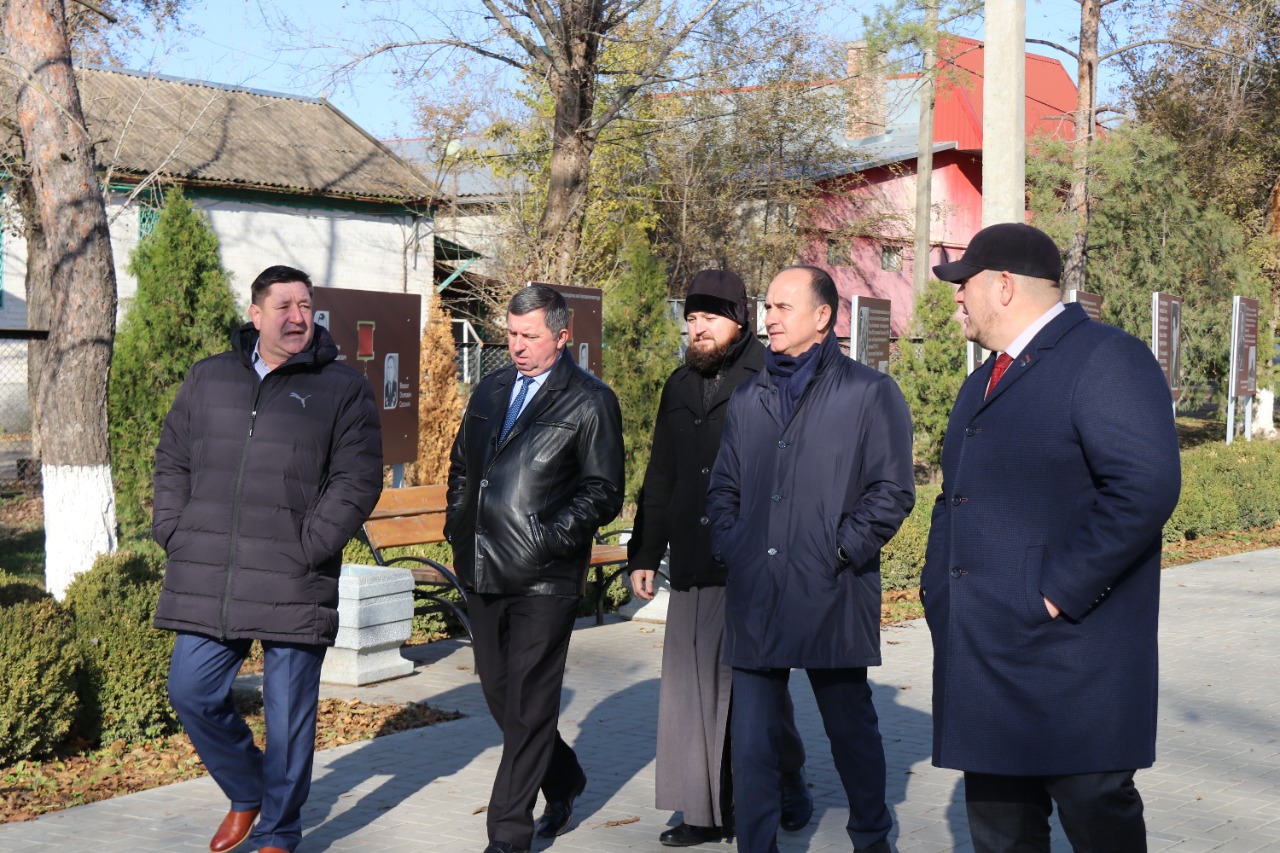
913, 1, 938, 298
981, 0, 1026, 227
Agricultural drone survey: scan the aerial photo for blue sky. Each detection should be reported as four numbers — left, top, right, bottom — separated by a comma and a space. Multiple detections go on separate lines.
127, 0, 1113, 141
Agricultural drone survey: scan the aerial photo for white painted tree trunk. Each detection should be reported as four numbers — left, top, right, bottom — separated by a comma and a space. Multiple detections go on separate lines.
43, 464, 117, 599
1252, 389, 1277, 440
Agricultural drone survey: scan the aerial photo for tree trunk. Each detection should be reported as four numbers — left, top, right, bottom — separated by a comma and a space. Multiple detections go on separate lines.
535, 0, 603, 285
1063, 0, 1100, 292
3, 0, 119, 597
11, 179, 52, 465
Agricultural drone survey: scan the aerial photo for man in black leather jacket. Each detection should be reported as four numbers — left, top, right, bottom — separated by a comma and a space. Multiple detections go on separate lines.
446, 284, 624, 853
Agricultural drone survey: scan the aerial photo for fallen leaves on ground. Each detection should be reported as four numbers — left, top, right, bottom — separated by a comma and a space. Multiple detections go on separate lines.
0, 696, 461, 825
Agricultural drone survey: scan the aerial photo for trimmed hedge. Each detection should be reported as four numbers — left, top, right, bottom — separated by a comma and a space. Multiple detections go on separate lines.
1164, 440, 1280, 542
878, 441, 1280, 593
64, 550, 177, 743
881, 484, 939, 591
0, 598, 80, 765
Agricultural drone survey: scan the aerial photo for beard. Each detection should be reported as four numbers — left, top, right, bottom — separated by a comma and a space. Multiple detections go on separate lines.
685, 333, 736, 375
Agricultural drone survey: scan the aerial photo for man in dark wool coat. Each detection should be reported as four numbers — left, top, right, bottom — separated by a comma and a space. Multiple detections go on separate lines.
927, 223, 1182, 853
628, 270, 809, 847
707, 265, 915, 853
153, 265, 384, 853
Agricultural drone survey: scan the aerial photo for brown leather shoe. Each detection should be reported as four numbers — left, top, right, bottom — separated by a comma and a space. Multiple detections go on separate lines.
209, 808, 258, 853
257, 848, 290, 853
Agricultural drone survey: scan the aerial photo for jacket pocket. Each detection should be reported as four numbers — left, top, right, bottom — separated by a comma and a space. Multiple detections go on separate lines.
1022, 544, 1055, 626
528, 513, 559, 562
527, 421, 577, 470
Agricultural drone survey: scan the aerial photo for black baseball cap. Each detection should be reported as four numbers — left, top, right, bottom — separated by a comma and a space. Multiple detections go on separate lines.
933, 223, 1062, 283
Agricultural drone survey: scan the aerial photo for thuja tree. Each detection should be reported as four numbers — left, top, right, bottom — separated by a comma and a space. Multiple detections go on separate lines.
1028, 124, 1272, 405
891, 277, 966, 478
110, 188, 240, 537
410, 299, 466, 485
602, 237, 680, 506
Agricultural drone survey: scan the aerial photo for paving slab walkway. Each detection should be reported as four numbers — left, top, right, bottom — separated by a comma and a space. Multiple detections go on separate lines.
2, 550, 1277, 852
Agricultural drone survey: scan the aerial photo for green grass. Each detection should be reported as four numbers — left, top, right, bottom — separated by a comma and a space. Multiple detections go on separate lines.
0, 525, 44, 588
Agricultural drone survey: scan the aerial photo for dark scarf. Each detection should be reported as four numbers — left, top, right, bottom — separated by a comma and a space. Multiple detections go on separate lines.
699, 329, 756, 411
765, 340, 822, 424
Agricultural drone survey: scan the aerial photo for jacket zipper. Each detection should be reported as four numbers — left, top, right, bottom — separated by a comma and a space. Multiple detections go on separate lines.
220, 378, 265, 639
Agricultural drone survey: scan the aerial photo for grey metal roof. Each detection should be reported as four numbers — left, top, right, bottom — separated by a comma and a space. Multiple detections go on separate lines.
387, 136, 523, 203
59, 65, 436, 204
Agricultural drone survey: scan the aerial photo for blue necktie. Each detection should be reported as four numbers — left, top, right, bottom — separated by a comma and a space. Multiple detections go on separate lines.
500, 376, 533, 443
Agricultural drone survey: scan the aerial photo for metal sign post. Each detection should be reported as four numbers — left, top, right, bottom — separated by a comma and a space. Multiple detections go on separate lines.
313, 288, 421, 467
536, 283, 604, 377
1065, 289, 1102, 322
850, 296, 893, 372
1151, 292, 1184, 417
1227, 295, 1260, 444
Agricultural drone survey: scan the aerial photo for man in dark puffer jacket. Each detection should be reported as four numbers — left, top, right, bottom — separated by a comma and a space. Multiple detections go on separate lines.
153, 265, 383, 853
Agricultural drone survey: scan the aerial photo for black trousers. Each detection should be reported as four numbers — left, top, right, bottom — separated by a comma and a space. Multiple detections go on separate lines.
964, 770, 1146, 853
469, 593, 584, 849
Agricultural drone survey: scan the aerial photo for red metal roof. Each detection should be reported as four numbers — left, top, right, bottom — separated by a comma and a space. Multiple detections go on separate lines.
930, 35, 1079, 151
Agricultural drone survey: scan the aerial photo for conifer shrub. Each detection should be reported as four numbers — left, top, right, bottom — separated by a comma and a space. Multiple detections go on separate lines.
1164, 440, 1280, 541
110, 187, 240, 539
891, 279, 966, 478
410, 299, 467, 485
64, 550, 176, 744
881, 484, 939, 591
0, 597, 80, 765
602, 237, 681, 506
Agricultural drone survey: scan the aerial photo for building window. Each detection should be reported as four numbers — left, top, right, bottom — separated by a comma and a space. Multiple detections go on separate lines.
138, 200, 160, 238
881, 244, 903, 272
136, 184, 164, 239
827, 237, 848, 267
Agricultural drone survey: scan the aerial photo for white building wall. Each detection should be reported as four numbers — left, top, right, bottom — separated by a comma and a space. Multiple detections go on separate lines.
109, 194, 434, 325
2, 189, 435, 433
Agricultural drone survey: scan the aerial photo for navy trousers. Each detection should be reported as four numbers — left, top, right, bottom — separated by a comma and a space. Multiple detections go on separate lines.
168, 632, 326, 853
469, 593, 584, 850
732, 666, 891, 853
964, 770, 1146, 853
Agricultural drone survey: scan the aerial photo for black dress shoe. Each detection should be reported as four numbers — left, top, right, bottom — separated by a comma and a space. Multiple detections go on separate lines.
482, 842, 529, 853
659, 822, 728, 846
779, 769, 813, 832
854, 838, 891, 853
534, 771, 587, 838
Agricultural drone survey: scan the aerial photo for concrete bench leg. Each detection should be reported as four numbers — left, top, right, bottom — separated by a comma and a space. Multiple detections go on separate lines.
321, 564, 415, 686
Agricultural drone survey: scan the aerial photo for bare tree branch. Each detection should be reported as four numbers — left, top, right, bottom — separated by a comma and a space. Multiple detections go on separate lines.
1099, 36, 1244, 62
69, 0, 117, 24
1027, 37, 1080, 61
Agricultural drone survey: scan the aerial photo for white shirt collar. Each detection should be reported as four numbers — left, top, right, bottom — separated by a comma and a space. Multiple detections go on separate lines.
1004, 301, 1065, 360
251, 342, 270, 380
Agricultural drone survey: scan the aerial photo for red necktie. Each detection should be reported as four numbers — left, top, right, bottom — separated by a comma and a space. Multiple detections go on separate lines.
986, 352, 1013, 399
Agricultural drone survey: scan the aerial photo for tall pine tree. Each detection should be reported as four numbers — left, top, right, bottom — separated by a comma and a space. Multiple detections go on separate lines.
602, 237, 681, 506
110, 188, 240, 537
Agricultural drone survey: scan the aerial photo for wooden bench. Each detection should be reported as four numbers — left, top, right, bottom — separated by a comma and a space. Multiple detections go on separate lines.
360, 485, 630, 643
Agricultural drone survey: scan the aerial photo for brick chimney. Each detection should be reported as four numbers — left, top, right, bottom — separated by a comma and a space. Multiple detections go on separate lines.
846, 41, 887, 140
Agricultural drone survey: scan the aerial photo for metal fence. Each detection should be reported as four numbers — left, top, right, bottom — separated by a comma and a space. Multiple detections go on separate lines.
0, 336, 36, 494
455, 342, 512, 388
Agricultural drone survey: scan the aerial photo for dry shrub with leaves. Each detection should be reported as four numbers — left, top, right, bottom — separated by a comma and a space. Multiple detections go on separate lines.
0, 696, 461, 824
